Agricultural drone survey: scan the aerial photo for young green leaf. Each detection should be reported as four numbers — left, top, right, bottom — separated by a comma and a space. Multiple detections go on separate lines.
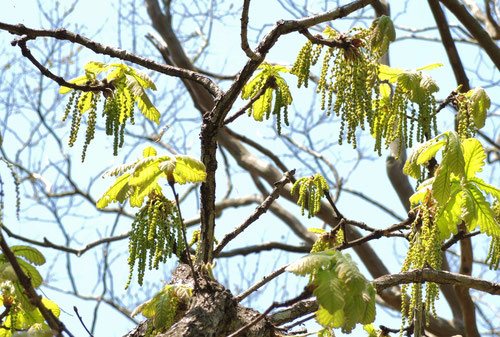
11, 246, 46, 266
462, 138, 486, 179
286, 251, 335, 275
463, 183, 500, 237
466, 87, 490, 129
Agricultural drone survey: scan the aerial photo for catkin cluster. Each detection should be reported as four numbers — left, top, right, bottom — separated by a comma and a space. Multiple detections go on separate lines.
241, 63, 293, 134
291, 174, 329, 218
126, 193, 183, 288
292, 27, 380, 148
63, 83, 136, 161
401, 202, 442, 328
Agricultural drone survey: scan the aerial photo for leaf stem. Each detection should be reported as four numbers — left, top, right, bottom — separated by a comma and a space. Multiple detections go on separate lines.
169, 182, 200, 291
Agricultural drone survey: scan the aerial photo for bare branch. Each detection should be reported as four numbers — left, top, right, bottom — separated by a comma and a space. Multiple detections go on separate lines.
439, 0, 500, 69
373, 268, 500, 296
241, 0, 260, 61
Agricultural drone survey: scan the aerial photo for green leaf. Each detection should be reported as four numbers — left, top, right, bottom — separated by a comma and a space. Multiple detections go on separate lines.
433, 132, 465, 203
11, 246, 46, 266
462, 138, 486, 179
84, 61, 107, 75
316, 306, 344, 328
466, 87, 490, 129
416, 63, 443, 71
143, 146, 157, 157
59, 75, 91, 94
409, 179, 433, 206
463, 183, 500, 237
435, 182, 462, 239
314, 269, 345, 314
127, 67, 157, 90
96, 173, 132, 209
469, 177, 500, 200
136, 91, 160, 124
41, 297, 61, 318
77, 91, 94, 113
443, 131, 465, 177
335, 254, 366, 293
415, 139, 446, 165
370, 15, 395, 54
17, 258, 43, 288
308, 227, 327, 234
363, 324, 378, 337
154, 292, 173, 330
172, 155, 207, 185
359, 285, 376, 324
378, 64, 404, 83
286, 251, 335, 275
251, 88, 273, 121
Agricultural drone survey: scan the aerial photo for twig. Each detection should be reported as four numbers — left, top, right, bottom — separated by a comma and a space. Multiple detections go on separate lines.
441, 230, 480, 251
380, 323, 414, 337
169, 182, 199, 291
299, 28, 350, 49
241, 0, 260, 61
12, 37, 115, 94
323, 189, 344, 219
2, 224, 129, 256
218, 242, 310, 258
235, 263, 289, 302
227, 288, 312, 337
223, 128, 291, 177
73, 306, 94, 337
213, 170, 295, 256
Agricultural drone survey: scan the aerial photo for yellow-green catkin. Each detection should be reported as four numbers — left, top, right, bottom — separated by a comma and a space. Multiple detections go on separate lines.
400, 203, 442, 329
291, 174, 329, 218
292, 26, 381, 149
126, 194, 182, 288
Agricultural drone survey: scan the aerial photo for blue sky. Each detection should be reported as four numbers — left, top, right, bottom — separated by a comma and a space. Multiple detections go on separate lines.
0, 0, 498, 336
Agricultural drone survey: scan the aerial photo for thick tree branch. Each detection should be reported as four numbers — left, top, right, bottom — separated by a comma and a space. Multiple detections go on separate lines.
439, 0, 500, 69
428, 0, 471, 91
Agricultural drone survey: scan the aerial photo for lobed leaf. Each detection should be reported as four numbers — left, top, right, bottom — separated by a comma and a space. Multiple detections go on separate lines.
11, 246, 46, 266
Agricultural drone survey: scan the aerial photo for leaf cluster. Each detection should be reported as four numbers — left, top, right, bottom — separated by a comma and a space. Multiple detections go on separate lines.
97, 146, 206, 209
131, 284, 192, 336
287, 250, 376, 334
405, 131, 500, 248
241, 63, 292, 134
60, 62, 161, 161
0, 246, 60, 337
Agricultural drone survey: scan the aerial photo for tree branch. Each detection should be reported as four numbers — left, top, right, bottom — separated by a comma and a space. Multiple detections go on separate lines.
0, 22, 222, 97
439, 0, 500, 69
241, 0, 260, 61
373, 268, 500, 295
428, 0, 471, 91
213, 170, 295, 256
